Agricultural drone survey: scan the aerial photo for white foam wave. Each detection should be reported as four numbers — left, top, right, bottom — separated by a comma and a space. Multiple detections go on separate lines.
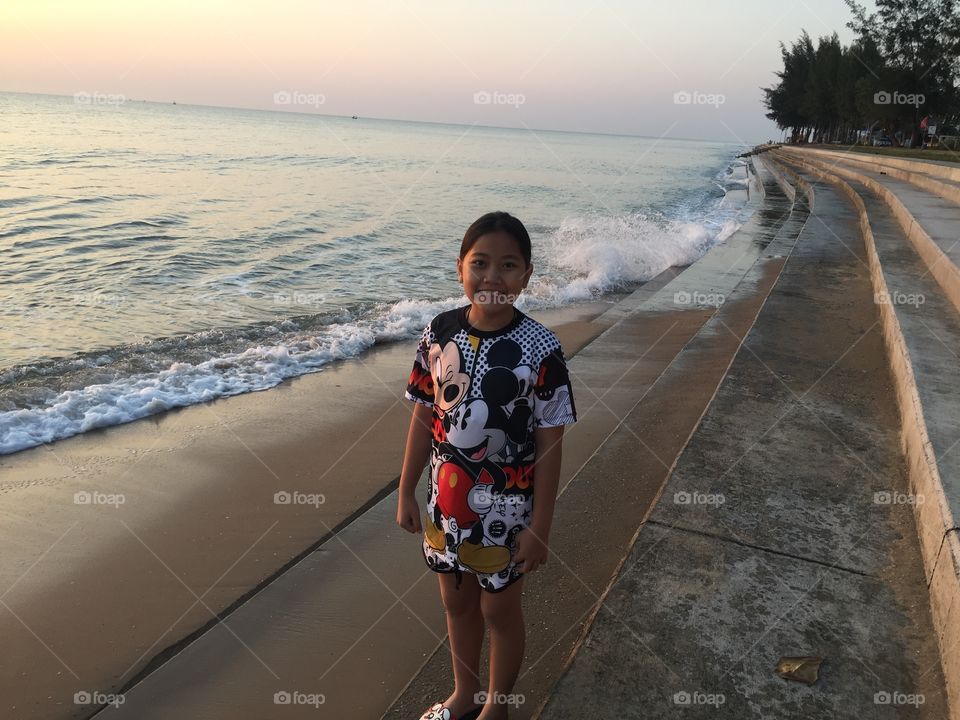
0, 296, 475, 454
1, 158, 756, 455
524, 182, 752, 307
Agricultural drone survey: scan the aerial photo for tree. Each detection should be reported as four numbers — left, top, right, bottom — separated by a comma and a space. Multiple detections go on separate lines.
762, 31, 815, 142
845, 0, 960, 145
802, 34, 844, 142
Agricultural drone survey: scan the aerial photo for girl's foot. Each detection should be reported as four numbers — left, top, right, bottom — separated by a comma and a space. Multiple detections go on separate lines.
435, 690, 482, 719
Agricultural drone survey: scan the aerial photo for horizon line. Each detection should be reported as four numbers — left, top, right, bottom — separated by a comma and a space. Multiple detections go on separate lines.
1, 89, 755, 147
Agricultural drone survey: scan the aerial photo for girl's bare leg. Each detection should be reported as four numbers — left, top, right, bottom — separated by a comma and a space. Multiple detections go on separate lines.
438, 572, 485, 715
477, 577, 525, 720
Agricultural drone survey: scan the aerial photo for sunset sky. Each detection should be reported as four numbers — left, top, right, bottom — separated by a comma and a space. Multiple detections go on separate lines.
1, 0, 871, 143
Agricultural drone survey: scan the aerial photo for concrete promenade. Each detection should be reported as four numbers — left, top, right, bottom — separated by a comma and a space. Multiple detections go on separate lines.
539, 149, 955, 719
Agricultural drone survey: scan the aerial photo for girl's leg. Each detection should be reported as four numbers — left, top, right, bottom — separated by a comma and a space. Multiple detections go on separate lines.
438, 572, 485, 715
477, 577, 525, 720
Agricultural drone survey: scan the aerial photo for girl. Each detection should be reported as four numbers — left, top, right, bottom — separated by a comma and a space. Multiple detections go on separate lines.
397, 211, 578, 720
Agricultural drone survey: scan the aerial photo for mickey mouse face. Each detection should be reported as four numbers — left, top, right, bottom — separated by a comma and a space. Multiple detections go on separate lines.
445, 398, 506, 462
429, 340, 470, 412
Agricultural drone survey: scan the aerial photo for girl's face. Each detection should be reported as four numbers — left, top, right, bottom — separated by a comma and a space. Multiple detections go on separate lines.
457, 231, 532, 311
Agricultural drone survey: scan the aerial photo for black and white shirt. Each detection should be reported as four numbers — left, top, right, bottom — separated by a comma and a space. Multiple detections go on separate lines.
405, 304, 577, 591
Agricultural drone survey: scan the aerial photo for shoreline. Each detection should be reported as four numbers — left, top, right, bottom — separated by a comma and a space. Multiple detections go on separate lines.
0, 293, 635, 456
2, 144, 752, 457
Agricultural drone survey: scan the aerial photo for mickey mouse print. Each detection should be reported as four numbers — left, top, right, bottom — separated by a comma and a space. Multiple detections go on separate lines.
405, 304, 577, 592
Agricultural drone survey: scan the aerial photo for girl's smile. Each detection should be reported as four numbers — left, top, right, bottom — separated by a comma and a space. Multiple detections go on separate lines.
457, 230, 533, 332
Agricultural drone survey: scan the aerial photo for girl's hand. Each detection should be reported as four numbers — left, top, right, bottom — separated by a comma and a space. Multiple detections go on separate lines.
396, 493, 422, 534
513, 526, 549, 574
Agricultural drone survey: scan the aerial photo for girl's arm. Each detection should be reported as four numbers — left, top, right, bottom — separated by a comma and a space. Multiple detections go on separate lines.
515, 425, 564, 573
396, 402, 434, 533
530, 425, 565, 539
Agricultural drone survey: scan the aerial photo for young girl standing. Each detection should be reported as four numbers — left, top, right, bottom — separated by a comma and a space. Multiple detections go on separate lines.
397, 211, 578, 720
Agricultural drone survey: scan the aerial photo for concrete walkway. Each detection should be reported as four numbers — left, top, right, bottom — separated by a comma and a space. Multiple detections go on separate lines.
539, 161, 950, 718
776, 151, 960, 678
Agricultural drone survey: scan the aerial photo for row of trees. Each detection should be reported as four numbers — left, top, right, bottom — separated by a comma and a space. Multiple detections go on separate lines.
762, 0, 960, 147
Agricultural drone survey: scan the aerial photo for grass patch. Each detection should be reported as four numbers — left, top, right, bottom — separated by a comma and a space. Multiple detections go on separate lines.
805, 144, 960, 164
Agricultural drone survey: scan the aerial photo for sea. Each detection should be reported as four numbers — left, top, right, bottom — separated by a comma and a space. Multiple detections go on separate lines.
0, 91, 757, 455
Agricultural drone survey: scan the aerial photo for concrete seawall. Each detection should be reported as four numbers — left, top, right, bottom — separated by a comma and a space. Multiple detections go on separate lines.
772, 147, 960, 718
536, 150, 952, 718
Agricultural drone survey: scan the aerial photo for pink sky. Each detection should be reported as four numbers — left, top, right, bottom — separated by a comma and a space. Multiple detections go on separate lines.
1, 0, 871, 143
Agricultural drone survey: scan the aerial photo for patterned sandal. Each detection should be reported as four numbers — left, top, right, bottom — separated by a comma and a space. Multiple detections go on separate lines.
417, 702, 483, 720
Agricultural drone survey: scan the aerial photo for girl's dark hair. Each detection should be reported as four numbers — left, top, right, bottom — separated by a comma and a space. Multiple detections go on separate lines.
459, 211, 532, 267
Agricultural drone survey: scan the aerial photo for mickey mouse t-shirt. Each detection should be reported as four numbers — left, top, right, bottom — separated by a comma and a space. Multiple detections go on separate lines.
404, 304, 577, 592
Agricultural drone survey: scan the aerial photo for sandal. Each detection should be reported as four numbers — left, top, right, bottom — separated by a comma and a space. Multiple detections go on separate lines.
417, 701, 483, 720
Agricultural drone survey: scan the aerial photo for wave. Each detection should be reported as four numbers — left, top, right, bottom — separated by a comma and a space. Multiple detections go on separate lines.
0, 155, 756, 455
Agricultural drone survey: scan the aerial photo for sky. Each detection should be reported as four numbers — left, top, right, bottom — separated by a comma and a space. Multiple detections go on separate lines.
0, 0, 873, 144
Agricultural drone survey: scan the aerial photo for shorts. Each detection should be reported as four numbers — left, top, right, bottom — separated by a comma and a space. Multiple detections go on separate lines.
421, 469, 534, 593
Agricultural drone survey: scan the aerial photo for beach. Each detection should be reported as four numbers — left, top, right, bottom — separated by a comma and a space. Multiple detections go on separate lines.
5, 0, 960, 715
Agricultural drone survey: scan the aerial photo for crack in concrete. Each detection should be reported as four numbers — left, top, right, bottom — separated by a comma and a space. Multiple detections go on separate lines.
646, 518, 876, 578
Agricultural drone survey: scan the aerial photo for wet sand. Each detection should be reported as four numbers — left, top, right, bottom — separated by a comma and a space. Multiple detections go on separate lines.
0, 297, 621, 720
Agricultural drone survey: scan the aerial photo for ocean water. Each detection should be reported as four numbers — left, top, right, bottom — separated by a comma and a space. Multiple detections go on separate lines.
0, 92, 756, 454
